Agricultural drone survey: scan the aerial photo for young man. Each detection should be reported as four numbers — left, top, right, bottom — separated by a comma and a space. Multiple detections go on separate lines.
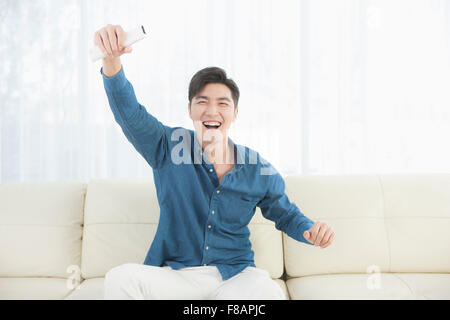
95, 24, 335, 300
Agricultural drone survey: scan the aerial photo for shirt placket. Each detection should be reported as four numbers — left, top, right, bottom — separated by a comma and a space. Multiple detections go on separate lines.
201, 163, 227, 266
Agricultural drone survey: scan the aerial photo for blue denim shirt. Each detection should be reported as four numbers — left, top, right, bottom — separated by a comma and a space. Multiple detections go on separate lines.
101, 66, 315, 281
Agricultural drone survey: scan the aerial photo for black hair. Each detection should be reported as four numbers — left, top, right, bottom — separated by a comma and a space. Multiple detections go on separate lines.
188, 66, 240, 108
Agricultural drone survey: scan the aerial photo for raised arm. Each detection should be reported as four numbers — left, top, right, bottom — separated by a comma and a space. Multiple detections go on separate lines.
95, 24, 168, 169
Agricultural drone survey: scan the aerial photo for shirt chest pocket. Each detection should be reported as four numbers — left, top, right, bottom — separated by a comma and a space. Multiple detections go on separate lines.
221, 196, 259, 227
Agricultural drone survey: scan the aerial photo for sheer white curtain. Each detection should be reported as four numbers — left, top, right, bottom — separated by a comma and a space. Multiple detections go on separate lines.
1, 0, 450, 184
302, 0, 450, 174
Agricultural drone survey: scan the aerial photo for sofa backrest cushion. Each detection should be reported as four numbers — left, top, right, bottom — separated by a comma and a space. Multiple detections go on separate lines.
0, 182, 85, 278
283, 174, 450, 277
81, 179, 283, 279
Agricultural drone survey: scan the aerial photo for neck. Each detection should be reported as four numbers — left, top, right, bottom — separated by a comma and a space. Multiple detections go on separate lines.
196, 132, 234, 165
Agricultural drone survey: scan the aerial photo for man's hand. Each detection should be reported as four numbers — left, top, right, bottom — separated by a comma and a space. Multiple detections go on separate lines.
94, 24, 133, 59
303, 221, 335, 249
94, 24, 133, 77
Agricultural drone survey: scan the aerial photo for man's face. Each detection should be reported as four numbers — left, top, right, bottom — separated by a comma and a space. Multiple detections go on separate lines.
188, 83, 238, 145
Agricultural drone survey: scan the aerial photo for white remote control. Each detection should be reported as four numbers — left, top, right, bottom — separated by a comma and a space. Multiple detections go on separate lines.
89, 25, 147, 62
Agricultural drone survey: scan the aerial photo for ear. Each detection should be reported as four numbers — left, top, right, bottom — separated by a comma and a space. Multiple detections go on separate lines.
188, 102, 192, 119
232, 105, 238, 122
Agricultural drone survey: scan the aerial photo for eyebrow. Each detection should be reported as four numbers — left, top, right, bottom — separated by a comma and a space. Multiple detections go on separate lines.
195, 96, 232, 103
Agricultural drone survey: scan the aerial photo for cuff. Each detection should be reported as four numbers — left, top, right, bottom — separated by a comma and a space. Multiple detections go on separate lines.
100, 65, 127, 91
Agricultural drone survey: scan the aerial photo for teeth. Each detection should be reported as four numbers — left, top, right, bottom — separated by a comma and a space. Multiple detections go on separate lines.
203, 121, 221, 126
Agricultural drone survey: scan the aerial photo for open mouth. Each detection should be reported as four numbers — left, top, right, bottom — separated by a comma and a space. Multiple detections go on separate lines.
202, 121, 222, 130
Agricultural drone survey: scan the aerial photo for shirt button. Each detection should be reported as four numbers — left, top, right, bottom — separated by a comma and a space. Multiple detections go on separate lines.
216, 190, 220, 194
211, 210, 215, 214
208, 225, 212, 229
206, 246, 209, 250
209, 168, 213, 172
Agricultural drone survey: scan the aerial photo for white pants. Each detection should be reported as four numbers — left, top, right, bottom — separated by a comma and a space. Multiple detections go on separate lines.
104, 263, 286, 300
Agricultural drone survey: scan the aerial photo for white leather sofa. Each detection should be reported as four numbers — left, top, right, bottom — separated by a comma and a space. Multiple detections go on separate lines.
0, 174, 449, 300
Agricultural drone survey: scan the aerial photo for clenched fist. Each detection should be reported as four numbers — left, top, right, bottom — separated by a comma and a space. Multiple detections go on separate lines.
303, 221, 335, 249
94, 24, 133, 60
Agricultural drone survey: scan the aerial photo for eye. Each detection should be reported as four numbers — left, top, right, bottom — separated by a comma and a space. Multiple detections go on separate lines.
198, 101, 206, 104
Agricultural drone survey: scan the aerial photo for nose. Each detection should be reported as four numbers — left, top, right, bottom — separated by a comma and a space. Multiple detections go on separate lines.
204, 103, 219, 116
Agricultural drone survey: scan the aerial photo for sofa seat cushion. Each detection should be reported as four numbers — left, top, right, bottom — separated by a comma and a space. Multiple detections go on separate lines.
65, 278, 105, 300
0, 277, 74, 300
286, 273, 450, 300
65, 278, 290, 300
